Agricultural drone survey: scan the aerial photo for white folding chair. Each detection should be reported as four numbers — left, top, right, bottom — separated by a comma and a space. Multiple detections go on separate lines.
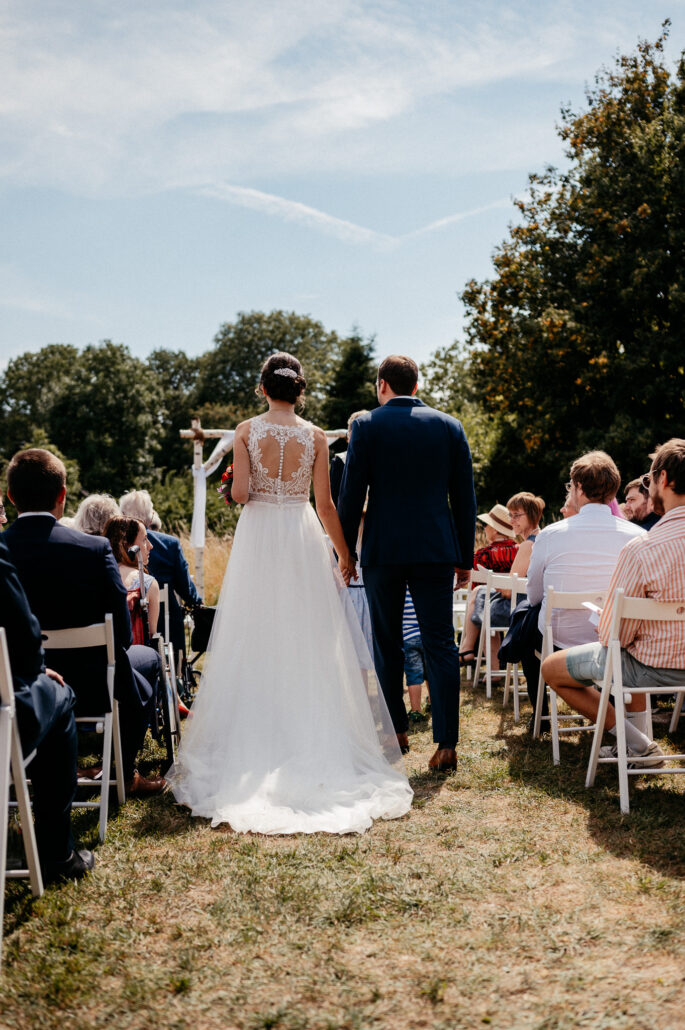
586, 589, 685, 813
159, 583, 171, 645
460, 570, 488, 684
1, 627, 43, 966
41, 616, 125, 842
452, 586, 469, 636
533, 588, 607, 764
474, 571, 527, 705
669, 691, 685, 733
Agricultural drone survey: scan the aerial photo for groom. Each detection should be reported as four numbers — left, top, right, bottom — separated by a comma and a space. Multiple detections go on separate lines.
337, 355, 476, 772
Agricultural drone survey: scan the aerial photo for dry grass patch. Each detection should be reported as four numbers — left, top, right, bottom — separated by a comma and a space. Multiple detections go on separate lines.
180, 531, 232, 606
3, 684, 685, 1029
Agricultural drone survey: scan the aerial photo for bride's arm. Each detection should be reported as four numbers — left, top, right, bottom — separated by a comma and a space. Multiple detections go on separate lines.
312, 429, 356, 578
231, 423, 250, 504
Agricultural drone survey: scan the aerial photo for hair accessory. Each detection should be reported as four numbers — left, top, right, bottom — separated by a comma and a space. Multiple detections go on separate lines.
273, 367, 298, 378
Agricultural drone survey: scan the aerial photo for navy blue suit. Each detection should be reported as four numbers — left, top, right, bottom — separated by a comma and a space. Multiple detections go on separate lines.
147, 530, 202, 653
3, 516, 159, 779
0, 538, 77, 866
338, 397, 476, 744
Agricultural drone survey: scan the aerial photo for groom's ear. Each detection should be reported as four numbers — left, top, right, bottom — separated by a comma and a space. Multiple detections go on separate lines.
411, 383, 418, 396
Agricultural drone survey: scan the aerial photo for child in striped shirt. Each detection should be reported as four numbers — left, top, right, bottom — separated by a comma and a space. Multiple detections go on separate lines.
403, 588, 429, 722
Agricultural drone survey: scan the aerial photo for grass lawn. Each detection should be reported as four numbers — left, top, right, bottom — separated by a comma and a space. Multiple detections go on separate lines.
3, 682, 685, 1030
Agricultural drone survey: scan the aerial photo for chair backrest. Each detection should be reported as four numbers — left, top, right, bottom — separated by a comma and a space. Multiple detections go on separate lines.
606, 588, 685, 643
0, 627, 15, 711
487, 571, 528, 595
545, 587, 606, 625
40, 616, 115, 664
469, 569, 489, 588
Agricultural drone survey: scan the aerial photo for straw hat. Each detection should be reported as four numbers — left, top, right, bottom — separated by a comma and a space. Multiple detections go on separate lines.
477, 503, 516, 539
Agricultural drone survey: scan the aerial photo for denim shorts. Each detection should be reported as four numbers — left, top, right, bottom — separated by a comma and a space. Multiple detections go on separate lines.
404, 633, 426, 685
565, 640, 685, 690
471, 586, 511, 629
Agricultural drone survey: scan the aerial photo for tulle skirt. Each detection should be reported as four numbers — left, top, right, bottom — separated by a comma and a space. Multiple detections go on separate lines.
166, 498, 413, 834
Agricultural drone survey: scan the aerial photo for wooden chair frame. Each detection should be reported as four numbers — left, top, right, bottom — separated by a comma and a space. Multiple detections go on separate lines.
40, 616, 125, 842
585, 589, 685, 813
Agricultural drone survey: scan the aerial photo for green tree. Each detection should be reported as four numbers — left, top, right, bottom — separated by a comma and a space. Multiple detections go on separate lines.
463, 25, 685, 505
0, 344, 79, 459
195, 310, 343, 425
320, 332, 377, 429
146, 349, 201, 473
0, 428, 82, 522
48, 341, 166, 496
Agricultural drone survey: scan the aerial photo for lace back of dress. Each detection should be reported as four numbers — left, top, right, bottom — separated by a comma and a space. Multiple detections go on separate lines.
247, 416, 315, 502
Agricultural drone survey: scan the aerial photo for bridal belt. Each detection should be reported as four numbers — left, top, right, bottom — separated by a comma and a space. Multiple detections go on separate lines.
248, 492, 309, 506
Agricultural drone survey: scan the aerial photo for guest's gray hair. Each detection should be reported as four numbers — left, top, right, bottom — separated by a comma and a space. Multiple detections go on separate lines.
73, 494, 121, 536
119, 489, 155, 526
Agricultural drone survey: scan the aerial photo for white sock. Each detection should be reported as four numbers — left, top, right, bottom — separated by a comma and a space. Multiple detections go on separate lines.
627, 709, 650, 735
609, 721, 651, 752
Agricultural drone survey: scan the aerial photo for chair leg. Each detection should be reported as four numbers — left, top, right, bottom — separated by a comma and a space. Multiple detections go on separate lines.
503, 664, 511, 708
533, 658, 546, 738
473, 622, 485, 689
613, 685, 631, 815
10, 726, 43, 897
550, 689, 561, 766
586, 656, 614, 788
0, 709, 12, 966
669, 691, 685, 734
112, 702, 126, 804
512, 664, 520, 723
98, 713, 113, 843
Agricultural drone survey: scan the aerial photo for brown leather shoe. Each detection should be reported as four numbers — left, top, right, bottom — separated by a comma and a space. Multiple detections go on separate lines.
77, 765, 103, 781
428, 747, 457, 772
125, 770, 167, 797
397, 732, 410, 754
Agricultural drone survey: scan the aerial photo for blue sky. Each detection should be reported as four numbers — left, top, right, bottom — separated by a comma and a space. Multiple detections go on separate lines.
1, 1, 684, 370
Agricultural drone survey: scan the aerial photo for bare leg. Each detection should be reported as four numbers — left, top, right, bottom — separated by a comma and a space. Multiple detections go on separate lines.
408, 682, 425, 711
459, 592, 480, 655
541, 651, 646, 730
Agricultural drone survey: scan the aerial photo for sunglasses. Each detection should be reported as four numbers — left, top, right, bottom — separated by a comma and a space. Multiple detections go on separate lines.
641, 471, 657, 491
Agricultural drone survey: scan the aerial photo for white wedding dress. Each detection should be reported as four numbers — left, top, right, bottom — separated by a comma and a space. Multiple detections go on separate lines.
167, 414, 413, 834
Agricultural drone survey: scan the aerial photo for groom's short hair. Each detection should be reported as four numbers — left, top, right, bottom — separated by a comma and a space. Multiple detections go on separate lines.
377, 355, 418, 396
7, 448, 66, 513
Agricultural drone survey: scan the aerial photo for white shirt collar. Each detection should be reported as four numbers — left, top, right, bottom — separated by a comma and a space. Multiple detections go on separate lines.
17, 511, 56, 519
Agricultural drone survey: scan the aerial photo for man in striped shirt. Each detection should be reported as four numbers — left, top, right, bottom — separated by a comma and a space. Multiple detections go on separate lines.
542, 438, 685, 766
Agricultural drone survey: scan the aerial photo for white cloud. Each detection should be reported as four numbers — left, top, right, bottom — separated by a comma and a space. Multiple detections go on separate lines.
2, 0, 679, 194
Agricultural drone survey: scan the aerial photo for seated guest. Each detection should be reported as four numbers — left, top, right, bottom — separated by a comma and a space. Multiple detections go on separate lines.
459, 504, 517, 664
0, 538, 94, 881
502, 492, 545, 588
560, 490, 579, 518
524, 451, 645, 726
4, 449, 166, 795
541, 439, 685, 764
105, 516, 160, 645
330, 410, 370, 507
74, 493, 121, 536
119, 490, 202, 655
624, 477, 660, 530
0, 492, 7, 526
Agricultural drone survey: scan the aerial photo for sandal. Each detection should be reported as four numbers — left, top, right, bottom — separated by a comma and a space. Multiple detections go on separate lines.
458, 649, 477, 666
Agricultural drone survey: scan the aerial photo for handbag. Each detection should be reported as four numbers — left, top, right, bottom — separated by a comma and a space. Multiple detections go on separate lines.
498, 599, 541, 664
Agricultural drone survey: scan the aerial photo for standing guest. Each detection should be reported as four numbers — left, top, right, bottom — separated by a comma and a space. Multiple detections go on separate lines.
0, 538, 94, 882
119, 490, 202, 655
4, 449, 166, 795
330, 410, 370, 507
105, 516, 160, 645
624, 477, 660, 530
73, 493, 121, 536
403, 588, 429, 723
541, 439, 685, 765
523, 451, 645, 728
338, 354, 476, 772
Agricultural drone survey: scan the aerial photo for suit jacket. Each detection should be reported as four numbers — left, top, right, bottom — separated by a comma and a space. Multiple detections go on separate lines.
337, 397, 476, 568
3, 516, 139, 714
147, 529, 201, 650
0, 537, 74, 753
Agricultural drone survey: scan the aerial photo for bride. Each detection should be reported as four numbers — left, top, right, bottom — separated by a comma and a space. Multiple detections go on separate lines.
167, 352, 413, 834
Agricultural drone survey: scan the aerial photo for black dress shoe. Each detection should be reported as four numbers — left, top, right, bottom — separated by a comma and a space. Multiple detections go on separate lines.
44, 849, 96, 884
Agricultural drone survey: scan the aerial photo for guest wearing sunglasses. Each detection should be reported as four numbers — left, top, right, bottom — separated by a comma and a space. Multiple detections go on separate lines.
624, 476, 660, 531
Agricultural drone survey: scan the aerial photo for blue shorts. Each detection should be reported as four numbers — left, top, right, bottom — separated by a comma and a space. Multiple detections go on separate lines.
403, 633, 426, 686
565, 641, 685, 691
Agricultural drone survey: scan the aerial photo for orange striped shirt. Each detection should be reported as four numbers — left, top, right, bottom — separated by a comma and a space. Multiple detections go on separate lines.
598, 505, 685, 668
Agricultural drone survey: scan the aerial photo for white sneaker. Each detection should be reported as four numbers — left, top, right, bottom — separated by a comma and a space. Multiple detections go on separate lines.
598, 741, 665, 768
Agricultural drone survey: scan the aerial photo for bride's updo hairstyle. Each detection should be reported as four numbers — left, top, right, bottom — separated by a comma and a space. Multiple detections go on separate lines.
259, 352, 307, 404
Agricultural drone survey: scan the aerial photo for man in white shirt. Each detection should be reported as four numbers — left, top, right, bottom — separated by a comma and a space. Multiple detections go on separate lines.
522, 451, 645, 725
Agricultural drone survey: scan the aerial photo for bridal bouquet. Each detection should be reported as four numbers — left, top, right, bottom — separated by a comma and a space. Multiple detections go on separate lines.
218, 465, 235, 506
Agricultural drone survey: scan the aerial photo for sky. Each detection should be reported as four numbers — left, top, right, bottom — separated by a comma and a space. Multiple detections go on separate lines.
1, 1, 684, 370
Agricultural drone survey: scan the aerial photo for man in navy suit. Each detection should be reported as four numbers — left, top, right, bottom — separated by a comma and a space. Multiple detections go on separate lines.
337, 355, 476, 772
0, 537, 95, 881
4, 449, 165, 795
119, 490, 202, 655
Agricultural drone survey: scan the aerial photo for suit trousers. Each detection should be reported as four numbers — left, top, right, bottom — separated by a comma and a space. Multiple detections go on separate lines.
363, 563, 460, 745
17, 677, 78, 867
